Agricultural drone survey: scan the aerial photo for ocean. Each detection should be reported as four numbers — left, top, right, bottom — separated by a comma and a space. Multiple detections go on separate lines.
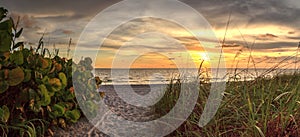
94, 68, 297, 85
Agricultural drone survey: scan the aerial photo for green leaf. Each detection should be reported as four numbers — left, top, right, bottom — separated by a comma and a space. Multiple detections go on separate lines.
52, 104, 65, 117
0, 7, 8, 21
28, 90, 41, 112
64, 90, 75, 101
0, 51, 10, 59
65, 109, 81, 123
8, 66, 24, 86
31, 103, 41, 113
0, 105, 10, 123
23, 69, 31, 82
0, 19, 12, 30
0, 80, 9, 94
39, 58, 52, 75
49, 78, 62, 92
42, 76, 49, 84
10, 50, 24, 65
83, 71, 93, 79
83, 101, 97, 117
0, 30, 12, 52
13, 42, 24, 50
38, 84, 51, 106
58, 72, 67, 88
84, 57, 93, 65
21, 48, 31, 59
40, 57, 50, 69
15, 28, 23, 38
28, 89, 39, 101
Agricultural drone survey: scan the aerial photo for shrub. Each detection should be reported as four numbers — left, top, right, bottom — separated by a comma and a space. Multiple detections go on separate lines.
0, 7, 100, 136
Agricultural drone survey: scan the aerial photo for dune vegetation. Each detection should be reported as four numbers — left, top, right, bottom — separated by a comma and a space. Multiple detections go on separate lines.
155, 44, 300, 137
0, 7, 101, 137
155, 71, 300, 137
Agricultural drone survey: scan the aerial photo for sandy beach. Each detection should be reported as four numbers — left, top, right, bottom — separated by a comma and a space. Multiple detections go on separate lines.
52, 84, 167, 136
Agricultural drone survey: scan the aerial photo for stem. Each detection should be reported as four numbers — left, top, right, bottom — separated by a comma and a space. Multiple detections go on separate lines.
217, 11, 231, 80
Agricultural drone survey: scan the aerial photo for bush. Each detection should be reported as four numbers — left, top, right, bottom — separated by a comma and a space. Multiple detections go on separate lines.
0, 7, 100, 136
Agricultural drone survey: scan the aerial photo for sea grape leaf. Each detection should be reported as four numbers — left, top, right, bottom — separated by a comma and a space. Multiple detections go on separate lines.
21, 48, 31, 59
0, 19, 13, 30
19, 89, 30, 104
64, 109, 81, 123
0, 51, 10, 60
0, 30, 12, 52
0, 7, 8, 21
84, 57, 93, 65
8, 66, 24, 86
0, 80, 9, 94
52, 104, 65, 117
0, 70, 4, 80
38, 84, 51, 106
39, 57, 50, 69
0, 105, 10, 123
49, 78, 62, 92
10, 50, 24, 65
54, 63, 62, 72
63, 90, 75, 101
83, 71, 93, 81
29, 101, 41, 113
82, 101, 97, 118
39, 58, 52, 74
58, 72, 67, 88
42, 76, 49, 84
28, 89, 41, 113
23, 69, 31, 82
28, 89, 39, 100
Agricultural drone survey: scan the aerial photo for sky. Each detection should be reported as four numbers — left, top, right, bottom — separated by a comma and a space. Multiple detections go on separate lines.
0, 0, 300, 69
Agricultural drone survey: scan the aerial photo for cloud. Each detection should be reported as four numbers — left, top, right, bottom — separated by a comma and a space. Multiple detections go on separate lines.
257, 33, 278, 40
253, 42, 298, 50
222, 43, 242, 48
0, 0, 120, 18
288, 31, 296, 35
181, 0, 300, 30
1, 0, 299, 68
61, 29, 75, 35
286, 36, 300, 40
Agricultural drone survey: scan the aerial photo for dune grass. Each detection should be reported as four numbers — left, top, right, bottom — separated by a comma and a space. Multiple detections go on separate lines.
154, 70, 300, 137
154, 21, 300, 136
